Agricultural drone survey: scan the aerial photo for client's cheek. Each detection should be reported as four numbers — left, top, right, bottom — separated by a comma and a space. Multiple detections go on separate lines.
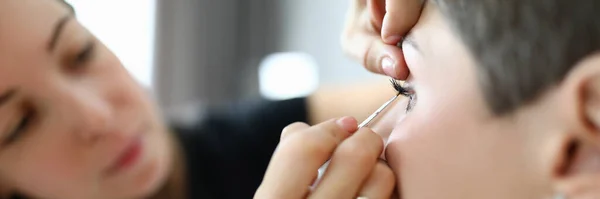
364, 97, 410, 160
369, 97, 410, 143
382, 109, 439, 183
382, 89, 443, 161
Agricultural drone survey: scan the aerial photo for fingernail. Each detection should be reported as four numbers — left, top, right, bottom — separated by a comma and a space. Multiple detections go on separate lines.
382, 57, 397, 78
384, 35, 402, 44
336, 116, 358, 133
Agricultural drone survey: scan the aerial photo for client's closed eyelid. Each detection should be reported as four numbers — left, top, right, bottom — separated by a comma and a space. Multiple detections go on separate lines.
401, 34, 420, 52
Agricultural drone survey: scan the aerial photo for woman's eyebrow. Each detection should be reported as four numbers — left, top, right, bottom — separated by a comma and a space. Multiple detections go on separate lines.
0, 89, 16, 109
47, 15, 73, 52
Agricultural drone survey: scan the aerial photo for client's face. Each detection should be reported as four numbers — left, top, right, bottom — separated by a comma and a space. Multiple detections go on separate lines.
383, 3, 558, 199
0, 1, 171, 199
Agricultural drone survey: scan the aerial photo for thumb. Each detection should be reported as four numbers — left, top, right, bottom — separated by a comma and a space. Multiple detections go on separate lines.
367, 0, 386, 31
381, 0, 423, 44
364, 39, 410, 79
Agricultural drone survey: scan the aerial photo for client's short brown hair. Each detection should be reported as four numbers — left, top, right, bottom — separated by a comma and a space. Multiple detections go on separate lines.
435, 0, 600, 114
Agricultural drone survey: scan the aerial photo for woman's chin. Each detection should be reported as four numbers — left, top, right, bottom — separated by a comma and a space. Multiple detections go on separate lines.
110, 130, 174, 199
134, 156, 171, 198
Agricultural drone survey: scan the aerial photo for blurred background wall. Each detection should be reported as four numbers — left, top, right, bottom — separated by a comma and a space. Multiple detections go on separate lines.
67, 0, 381, 120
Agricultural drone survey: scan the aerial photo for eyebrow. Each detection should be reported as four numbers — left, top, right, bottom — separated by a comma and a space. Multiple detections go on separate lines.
0, 89, 16, 109
47, 15, 73, 52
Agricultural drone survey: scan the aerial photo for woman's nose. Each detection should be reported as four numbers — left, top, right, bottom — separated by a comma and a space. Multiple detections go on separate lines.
65, 91, 114, 142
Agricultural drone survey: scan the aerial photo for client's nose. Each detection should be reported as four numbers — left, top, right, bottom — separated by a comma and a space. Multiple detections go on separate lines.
65, 91, 113, 142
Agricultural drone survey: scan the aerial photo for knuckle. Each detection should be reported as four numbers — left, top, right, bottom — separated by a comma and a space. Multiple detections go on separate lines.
336, 139, 378, 162
292, 131, 336, 158
364, 46, 383, 73
341, 129, 383, 158
340, 34, 362, 61
281, 122, 308, 135
374, 162, 396, 185
315, 123, 347, 144
284, 121, 307, 129
359, 128, 385, 149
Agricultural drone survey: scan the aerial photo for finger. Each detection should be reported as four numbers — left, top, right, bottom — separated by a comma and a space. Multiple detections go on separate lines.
364, 39, 410, 79
357, 161, 396, 199
582, 193, 600, 199
256, 117, 358, 199
309, 127, 385, 199
340, 6, 378, 65
561, 175, 600, 196
367, 0, 386, 31
381, 0, 424, 44
280, 122, 310, 140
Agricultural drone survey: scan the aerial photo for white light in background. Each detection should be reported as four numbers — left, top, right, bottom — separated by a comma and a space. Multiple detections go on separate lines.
259, 52, 319, 100
65, 0, 156, 88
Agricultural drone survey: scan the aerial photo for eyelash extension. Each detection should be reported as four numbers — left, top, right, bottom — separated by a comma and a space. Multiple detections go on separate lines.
390, 78, 413, 97
390, 78, 416, 112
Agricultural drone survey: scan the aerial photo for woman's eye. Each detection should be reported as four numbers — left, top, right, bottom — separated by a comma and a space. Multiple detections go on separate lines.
3, 110, 34, 145
70, 40, 96, 69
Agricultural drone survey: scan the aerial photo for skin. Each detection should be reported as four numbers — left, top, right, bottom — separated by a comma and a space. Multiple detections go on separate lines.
259, 1, 600, 198
255, 117, 396, 199
4, 0, 597, 198
341, 0, 422, 79
382, 2, 600, 199
0, 1, 172, 198
0, 1, 401, 198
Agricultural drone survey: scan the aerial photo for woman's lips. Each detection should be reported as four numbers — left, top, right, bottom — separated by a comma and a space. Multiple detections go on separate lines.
106, 136, 143, 175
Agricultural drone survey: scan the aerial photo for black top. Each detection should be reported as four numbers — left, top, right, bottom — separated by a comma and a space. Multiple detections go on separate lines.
173, 97, 308, 199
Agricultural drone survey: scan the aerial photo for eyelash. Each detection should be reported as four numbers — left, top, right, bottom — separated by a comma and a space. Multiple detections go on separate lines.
390, 79, 416, 112
3, 108, 36, 146
397, 36, 407, 49
69, 40, 96, 70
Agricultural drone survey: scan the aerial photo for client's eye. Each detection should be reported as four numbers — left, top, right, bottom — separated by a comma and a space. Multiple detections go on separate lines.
3, 108, 36, 146
390, 79, 417, 112
405, 90, 416, 112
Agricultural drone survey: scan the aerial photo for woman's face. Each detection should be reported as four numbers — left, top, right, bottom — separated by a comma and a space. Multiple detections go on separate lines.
382, 3, 560, 199
0, 1, 172, 198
